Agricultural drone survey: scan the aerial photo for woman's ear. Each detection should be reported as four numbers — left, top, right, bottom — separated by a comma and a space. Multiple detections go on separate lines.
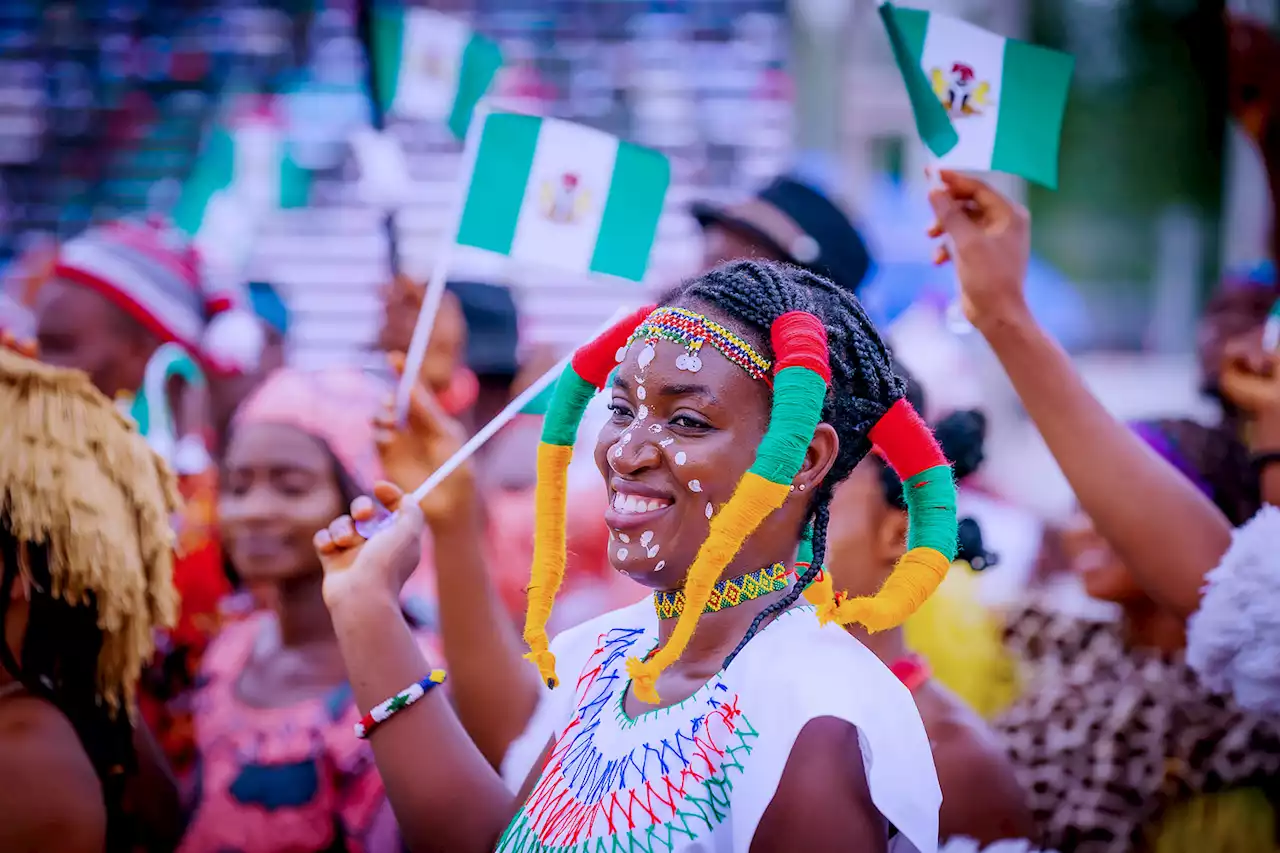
877, 507, 909, 567
794, 422, 839, 492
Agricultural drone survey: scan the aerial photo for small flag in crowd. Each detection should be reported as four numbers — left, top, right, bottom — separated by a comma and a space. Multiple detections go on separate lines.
455, 113, 670, 282
172, 114, 311, 265
880, 2, 1074, 189
372, 7, 503, 140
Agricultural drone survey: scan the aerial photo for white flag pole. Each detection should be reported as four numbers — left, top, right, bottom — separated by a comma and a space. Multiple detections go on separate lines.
393, 102, 493, 424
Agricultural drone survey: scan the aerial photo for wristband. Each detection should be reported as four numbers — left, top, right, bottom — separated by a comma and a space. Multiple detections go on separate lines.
354, 669, 447, 739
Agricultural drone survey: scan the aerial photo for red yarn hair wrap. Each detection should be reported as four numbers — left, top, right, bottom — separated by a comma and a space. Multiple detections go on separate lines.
770, 311, 832, 383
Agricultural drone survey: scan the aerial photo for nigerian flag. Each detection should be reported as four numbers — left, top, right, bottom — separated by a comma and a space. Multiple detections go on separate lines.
173, 118, 310, 264
372, 7, 502, 139
880, 2, 1074, 189
455, 113, 670, 282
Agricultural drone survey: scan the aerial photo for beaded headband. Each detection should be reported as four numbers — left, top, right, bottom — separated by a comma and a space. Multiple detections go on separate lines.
523, 303, 957, 705
626, 306, 771, 382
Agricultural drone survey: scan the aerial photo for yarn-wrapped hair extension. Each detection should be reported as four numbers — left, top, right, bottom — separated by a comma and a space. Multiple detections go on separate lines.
624, 311, 832, 704
523, 305, 655, 688
809, 398, 958, 631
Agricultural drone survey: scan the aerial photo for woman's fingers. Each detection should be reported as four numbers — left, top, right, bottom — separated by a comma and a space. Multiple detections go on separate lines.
351, 495, 376, 521
327, 514, 365, 550
314, 528, 336, 554
372, 480, 406, 511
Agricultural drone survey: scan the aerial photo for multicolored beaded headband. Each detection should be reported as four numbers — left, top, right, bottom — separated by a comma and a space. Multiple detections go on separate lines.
626, 306, 772, 382
523, 304, 957, 704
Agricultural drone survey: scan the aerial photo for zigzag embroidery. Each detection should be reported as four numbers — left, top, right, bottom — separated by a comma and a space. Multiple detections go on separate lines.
496, 625, 761, 852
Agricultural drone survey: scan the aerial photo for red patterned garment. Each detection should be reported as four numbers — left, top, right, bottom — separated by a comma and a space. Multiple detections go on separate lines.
179, 612, 440, 853
139, 463, 231, 780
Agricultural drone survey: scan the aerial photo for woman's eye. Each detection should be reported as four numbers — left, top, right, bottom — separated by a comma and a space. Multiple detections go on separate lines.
608, 402, 634, 422
274, 472, 317, 497
671, 414, 710, 430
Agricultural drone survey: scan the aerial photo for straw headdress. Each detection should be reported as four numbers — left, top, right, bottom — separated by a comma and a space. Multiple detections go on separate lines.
0, 348, 179, 711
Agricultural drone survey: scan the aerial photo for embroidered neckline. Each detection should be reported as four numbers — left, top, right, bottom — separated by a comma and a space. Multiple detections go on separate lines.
652, 562, 788, 619
618, 603, 814, 727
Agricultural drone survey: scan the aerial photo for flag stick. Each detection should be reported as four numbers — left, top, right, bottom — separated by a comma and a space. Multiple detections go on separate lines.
392, 103, 492, 424
356, 306, 635, 538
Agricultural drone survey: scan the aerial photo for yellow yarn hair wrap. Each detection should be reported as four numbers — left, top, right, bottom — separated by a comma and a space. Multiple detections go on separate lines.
522, 442, 575, 688
625, 472, 789, 704
811, 546, 952, 633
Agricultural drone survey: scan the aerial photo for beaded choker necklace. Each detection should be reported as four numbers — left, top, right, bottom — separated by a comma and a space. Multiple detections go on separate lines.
653, 562, 788, 619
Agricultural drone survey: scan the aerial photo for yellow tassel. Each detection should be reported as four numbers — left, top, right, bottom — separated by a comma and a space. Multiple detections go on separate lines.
802, 570, 842, 624
522, 442, 575, 688
625, 472, 788, 705
823, 547, 951, 633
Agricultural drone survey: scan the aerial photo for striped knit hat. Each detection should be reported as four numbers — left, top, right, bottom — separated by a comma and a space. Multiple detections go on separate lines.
52, 216, 264, 376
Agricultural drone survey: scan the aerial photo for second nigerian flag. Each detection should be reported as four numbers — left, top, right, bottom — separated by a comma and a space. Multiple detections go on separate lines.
456, 113, 670, 282
372, 8, 502, 139
882, 3, 1073, 188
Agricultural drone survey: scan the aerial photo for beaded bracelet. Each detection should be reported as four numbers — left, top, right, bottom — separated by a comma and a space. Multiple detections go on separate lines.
354, 669, 447, 740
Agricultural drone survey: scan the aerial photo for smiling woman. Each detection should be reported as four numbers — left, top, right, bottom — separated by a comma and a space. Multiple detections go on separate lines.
313, 260, 959, 853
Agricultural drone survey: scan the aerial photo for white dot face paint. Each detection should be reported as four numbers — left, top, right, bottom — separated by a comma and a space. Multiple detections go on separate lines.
674, 451, 687, 466
647, 545, 660, 558
649, 424, 662, 434
705, 502, 714, 519
659, 438, 674, 448
637, 385, 646, 401
617, 548, 629, 561
621, 432, 632, 445
613, 447, 623, 458
688, 479, 702, 493
640, 530, 653, 547
655, 560, 665, 572
638, 405, 648, 421
637, 343, 655, 370
618, 533, 630, 543
615, 345, 628, 363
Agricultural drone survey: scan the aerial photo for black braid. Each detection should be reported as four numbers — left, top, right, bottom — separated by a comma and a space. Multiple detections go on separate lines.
664, 259, 905, 668
0, 522, 136, 851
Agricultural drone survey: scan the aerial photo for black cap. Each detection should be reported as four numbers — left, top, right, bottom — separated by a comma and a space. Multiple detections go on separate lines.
446, 280, 519, 378
690, 176, 874, 294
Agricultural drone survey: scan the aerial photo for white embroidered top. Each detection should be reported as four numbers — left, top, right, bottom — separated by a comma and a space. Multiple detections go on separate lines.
498, 599, 941, 853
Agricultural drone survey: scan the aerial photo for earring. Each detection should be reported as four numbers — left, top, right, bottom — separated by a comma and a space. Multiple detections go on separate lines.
798, 483, 806, 492
789, 484, 796, 492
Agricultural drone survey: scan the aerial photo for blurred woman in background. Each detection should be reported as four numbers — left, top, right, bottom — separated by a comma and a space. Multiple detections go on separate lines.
180, 369, 439, 853
822, 366, 1032, 847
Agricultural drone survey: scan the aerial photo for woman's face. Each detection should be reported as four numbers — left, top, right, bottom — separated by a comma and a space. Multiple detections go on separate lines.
1059, 510, 1144, 603
595, 306, 774, 588
219, 423, 347, 585
1196, 284, 1274, 394
824, 458, 907, 596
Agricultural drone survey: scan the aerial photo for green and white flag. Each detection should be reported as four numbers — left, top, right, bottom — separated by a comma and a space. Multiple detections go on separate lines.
372, 8, 502, 139
880, 2, 1074, 189
172, 118, 310, 266
455, 113, 670, 282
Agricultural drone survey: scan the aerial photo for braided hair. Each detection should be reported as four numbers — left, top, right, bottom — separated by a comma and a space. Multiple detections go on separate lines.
665, 260, 905, 665
1, 523, 136, 851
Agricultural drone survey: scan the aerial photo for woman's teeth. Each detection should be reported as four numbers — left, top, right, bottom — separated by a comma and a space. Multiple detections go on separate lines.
613, 493, 672, 514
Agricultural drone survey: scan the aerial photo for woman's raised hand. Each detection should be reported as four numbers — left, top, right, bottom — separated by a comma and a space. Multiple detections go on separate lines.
316, 481, 425, 608
375, 351, 475, 527
927, 169, 1032, 333
1219, 330, 1280, 447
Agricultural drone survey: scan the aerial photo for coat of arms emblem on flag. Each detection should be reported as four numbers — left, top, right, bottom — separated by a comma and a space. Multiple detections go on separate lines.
539, 173, 590, 224
930, 62, 993, 117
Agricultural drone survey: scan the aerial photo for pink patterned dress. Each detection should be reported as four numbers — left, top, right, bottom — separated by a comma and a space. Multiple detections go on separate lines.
180, 613, 440, 853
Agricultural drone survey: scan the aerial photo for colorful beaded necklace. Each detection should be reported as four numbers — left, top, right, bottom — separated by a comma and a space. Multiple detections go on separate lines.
653, 562, 788, 619
627, 306, 772, 382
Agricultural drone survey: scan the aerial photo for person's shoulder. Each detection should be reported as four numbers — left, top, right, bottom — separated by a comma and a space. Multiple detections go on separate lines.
549, 597, 653, 657
0, 696, 106, 852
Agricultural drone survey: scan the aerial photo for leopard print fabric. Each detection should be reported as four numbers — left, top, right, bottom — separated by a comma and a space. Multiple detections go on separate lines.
993, 599, 1280, 853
